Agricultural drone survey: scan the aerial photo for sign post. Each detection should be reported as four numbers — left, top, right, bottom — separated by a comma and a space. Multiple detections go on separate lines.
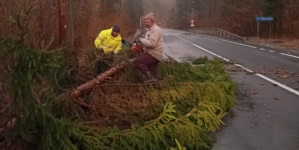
257, 21, 259, 38
255, 16, 274, 39
270, 21, 272, 39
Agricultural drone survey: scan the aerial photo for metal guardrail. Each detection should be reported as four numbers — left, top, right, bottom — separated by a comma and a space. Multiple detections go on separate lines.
189, 28, 246, 42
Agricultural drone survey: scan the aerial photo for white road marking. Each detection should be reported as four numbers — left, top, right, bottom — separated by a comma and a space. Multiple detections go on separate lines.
256, 74, 299, 96
192, 44, 230, 62
179, 30, 256, 49
172, 34, 299, 96
280, 53, 299, 59
234, 64, 253, 73
174, 35, 230, 62
268, 50, 275, 52
233, 64, 299, 96
260, 48, 266, 50
221, 39, 257, 48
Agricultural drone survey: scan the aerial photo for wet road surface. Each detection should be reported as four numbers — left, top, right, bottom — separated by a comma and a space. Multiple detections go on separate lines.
162, 28, 299, 150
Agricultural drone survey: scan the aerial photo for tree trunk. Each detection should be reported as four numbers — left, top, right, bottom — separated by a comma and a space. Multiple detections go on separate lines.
286, 0, 295, 38
58, 0, 67, 44
73, 61, 128, 98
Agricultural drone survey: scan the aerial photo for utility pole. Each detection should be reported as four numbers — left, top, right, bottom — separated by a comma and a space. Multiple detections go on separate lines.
70, 0, 74, 46
58, 0, 67, 44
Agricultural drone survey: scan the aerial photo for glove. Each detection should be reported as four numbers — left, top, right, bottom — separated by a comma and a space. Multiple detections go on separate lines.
134, 38, 140, 43
130, 45, 137, 52
111, 51, 118, 55
96, 48, 104, 54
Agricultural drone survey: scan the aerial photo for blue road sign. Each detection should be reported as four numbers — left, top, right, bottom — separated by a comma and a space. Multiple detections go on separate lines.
256, 16, 274, 21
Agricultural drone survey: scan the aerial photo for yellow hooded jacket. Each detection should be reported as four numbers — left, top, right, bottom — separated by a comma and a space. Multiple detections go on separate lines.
94, 28, 122, 54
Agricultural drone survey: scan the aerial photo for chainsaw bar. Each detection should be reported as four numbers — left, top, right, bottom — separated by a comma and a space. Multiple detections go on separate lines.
121, 39, 132, 47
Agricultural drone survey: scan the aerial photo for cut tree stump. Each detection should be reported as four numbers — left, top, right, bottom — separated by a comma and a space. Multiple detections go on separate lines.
73, 61, 128, 98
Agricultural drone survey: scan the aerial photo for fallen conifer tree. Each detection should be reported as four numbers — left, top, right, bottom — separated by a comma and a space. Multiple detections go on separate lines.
73, 61, 128, 98
1, 28, 236, 149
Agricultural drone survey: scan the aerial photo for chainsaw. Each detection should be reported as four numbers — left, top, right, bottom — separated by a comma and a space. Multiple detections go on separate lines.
121, 39, 144, 55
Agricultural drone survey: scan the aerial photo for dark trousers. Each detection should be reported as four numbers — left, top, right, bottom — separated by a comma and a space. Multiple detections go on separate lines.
133, 53, 160, 78
95, 54, 114, 74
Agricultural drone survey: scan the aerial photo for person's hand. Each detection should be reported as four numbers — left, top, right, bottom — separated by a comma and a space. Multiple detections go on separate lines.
130, 44, 136, 51
138, 38, 145, 44
134, 38, 140, 43
111, 51, 118, 55
96, 48, 104, 55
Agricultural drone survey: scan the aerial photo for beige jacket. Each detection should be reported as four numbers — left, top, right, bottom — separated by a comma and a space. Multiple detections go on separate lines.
139, 24, 163, 61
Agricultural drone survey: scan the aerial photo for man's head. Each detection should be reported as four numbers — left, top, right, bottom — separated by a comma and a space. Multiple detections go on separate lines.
112, 24, 120, 37
144, 12, 155, 29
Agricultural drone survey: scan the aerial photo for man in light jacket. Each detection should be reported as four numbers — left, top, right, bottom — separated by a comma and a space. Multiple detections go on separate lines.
133, 12, 163, 83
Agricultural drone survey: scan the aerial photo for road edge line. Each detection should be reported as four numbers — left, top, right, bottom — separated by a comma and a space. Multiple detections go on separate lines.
234, 64, 253, 73
280, 53, 299, 59
172, 34, 299, 96
221, 39, 257, 48
256, 74, 299, 96
173, 35, 230, 62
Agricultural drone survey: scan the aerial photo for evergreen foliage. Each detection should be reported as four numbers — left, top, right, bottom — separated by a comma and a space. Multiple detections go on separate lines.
260, 0, 282, 17
0, 25, 236, 150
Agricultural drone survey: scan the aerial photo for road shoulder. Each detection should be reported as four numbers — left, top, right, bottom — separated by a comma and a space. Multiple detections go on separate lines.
212, 65, 299, 150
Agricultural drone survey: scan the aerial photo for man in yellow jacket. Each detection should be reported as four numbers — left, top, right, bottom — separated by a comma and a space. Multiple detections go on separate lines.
94, 25, 122, 54
94, 25, 122, 74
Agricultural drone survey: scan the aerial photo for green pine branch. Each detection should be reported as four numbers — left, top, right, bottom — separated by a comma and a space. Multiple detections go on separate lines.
1, 26, 236, 150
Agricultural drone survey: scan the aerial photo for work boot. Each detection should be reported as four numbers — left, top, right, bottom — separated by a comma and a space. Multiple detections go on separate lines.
144, 71, 157, 83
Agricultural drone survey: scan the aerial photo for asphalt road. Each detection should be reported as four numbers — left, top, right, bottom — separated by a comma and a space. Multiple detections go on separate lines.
162, 28, 299, 150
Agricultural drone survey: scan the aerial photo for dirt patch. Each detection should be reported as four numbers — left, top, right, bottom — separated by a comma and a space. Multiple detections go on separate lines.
247, 37, 299, 51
